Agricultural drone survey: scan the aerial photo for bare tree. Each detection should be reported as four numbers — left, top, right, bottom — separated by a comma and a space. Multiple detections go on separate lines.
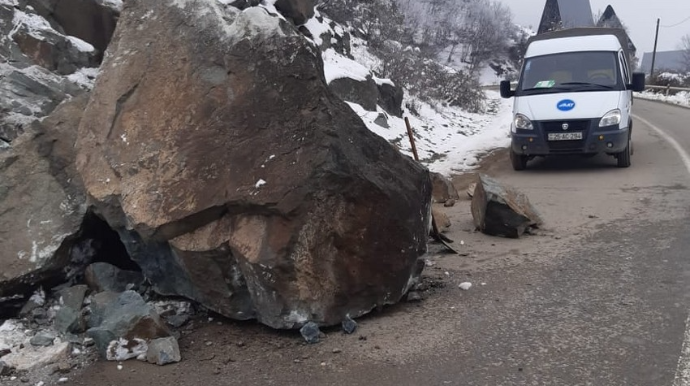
682, 35, 690, 73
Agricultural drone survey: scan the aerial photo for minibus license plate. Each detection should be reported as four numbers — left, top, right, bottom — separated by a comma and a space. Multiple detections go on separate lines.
548, 132, 583, 141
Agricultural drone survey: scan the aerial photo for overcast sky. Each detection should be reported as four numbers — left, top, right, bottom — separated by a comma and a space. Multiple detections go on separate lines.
498, 0, 690, 54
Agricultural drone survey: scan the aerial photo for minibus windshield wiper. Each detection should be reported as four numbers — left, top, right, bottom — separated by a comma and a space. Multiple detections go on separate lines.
559, 82, 615, 90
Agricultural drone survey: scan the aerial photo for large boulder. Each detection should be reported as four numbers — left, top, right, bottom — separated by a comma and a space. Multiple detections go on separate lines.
75, 1, 431, 329
471, 174, 542, 238
0, 95, 89, 312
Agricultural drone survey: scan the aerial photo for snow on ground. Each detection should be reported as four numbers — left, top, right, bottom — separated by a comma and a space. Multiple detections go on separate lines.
322, 48, 370, 83
479, 65, 501, 86
635, 91, 690, 108
347, 92, 512, 176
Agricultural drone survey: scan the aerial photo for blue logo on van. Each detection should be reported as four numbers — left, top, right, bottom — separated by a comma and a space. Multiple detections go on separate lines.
557, 99, 576, 111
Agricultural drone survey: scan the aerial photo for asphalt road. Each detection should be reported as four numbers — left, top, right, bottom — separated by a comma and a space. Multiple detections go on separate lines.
68, 99, 690, 386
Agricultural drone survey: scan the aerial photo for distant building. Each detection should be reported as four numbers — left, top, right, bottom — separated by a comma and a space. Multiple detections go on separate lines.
639, 51, 686, 74
596, 5, 637, 58
538, 0, 594, 34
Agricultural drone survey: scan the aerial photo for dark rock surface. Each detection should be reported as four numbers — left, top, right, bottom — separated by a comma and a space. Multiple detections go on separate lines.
0, 95, 89, 307
328, 75, 379, 112
274, 0, 314, 25
377, 82, 404, 117
84, 262, 145, 293
471, 174, 542, 238
75, 0, 431, 329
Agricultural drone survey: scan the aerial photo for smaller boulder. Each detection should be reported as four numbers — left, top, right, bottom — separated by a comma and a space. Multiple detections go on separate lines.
84, 262, 145, 293
377, 82, 403, 118
146, 337, 181, 366
430, 172, 460, 204
470, 174, 542, 238
86, 291, 171, 358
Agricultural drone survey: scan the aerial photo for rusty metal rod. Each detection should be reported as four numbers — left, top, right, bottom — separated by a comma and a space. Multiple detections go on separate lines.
404, 117, 420, 162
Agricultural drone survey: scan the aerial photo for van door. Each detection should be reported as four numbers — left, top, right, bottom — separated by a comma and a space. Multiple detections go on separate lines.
618, 50, 632, 129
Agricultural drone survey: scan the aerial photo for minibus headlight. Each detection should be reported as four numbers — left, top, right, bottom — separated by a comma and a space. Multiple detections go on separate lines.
514, 114, 533, 131
599, 109, 621, 127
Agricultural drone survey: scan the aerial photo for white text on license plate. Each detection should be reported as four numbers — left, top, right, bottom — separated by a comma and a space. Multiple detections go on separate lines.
548, 132, 583, 141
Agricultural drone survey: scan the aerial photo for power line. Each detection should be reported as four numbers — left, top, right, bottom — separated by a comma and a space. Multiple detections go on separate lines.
661, 15, 690, 28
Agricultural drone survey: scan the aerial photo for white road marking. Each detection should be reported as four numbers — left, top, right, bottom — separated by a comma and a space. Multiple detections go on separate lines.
633, 114, 690, 175
633, 113, 690, 386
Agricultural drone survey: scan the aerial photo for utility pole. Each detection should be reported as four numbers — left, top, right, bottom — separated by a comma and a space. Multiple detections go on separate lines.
650, 18, 660, 79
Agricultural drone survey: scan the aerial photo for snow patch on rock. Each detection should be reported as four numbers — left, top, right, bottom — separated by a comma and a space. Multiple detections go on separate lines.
67, 67, 100, 90
67, 36, 96, 53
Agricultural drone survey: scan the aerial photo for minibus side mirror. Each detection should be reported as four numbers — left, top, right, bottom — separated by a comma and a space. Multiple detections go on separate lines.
500, 80, 515, 98
629, 73, 645, 92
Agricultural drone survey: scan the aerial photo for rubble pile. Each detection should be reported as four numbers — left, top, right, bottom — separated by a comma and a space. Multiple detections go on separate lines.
1, 262, 195, 383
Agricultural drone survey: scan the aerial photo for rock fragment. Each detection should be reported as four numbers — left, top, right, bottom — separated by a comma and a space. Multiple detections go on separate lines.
29, 331, 56, 347
300, 322, 321, 344
341, 316, 357, 335
146, 337, 181, 366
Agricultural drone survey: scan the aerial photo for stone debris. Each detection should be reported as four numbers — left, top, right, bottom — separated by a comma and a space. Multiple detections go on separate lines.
0, 360, 12, 376
406, 291, 423, 302
300, 322, 321, 344
105, 338, 148, 362
459, 282, 472, 291
2, 341, 70, 371
30, 332, 56, 347
341, 316, 358, 335
146, 337, 181, 366
19, 289, 47, 317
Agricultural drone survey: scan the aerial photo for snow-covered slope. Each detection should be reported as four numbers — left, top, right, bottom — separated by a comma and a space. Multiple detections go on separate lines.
304, 8, 511, 176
